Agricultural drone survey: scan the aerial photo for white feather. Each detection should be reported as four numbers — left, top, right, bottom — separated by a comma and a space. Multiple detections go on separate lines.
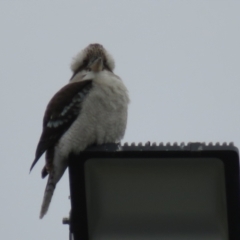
70, 45, 115, 72
58, 70, 129, 157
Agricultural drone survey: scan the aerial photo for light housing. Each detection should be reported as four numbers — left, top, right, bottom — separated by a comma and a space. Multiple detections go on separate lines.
68, 142, 240, 240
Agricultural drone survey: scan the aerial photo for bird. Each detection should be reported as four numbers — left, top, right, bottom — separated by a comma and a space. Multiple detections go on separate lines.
30, 43, 129, 219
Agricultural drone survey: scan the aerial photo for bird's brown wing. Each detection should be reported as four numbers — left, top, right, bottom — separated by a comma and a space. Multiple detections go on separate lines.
30, 80, 92, 172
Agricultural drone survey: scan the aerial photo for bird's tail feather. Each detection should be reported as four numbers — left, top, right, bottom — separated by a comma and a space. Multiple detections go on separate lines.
39, 174, 56, 219
39, 159, 67, 219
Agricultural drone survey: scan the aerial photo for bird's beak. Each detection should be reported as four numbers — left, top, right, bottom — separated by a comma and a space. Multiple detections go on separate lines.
88, 57, 103, 72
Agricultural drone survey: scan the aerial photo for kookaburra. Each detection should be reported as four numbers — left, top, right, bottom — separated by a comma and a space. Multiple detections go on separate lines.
30, 44, 129, 219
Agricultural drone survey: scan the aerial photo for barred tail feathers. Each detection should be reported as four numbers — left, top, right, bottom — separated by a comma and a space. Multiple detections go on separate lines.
39, 161, 67, 219
39, 174, 56, 219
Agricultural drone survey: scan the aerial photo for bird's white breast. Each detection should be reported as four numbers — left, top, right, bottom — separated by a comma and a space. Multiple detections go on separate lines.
56, 70, 129, 158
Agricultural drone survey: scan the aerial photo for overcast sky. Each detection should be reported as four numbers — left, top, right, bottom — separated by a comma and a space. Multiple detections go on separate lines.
1, 1, 240, 239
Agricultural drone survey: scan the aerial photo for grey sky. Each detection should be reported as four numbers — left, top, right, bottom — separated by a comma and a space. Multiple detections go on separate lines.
1, 1, 240, 239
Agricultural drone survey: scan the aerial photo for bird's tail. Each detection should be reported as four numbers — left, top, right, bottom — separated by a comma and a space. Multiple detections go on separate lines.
39, 173, 56, 219
39, 160, 67, 219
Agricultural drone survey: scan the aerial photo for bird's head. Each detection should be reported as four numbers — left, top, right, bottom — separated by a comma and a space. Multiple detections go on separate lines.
70, 44, 115, 77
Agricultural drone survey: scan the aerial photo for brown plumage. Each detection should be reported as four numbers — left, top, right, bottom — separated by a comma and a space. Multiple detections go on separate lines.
30, 80, 92, 174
